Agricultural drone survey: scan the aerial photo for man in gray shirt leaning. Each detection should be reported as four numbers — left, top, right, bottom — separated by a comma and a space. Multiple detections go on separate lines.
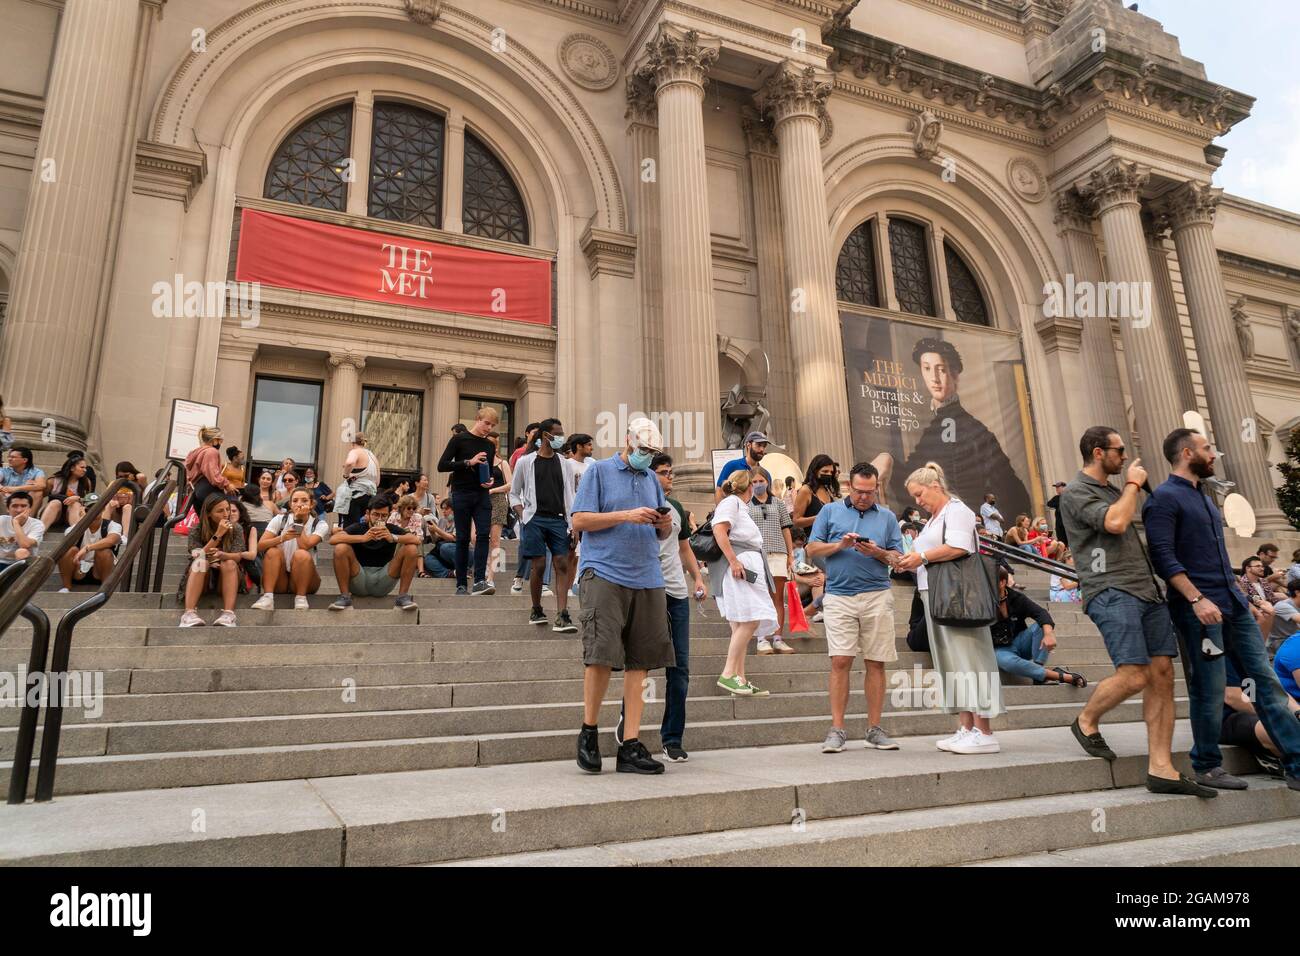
1059, 425, 1214, 798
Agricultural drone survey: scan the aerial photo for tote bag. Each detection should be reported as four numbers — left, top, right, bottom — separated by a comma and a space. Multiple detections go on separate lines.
926, 514, 999, 628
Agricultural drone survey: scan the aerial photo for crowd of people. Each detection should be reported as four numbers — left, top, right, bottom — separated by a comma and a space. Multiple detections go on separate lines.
4, 409, 1298, 788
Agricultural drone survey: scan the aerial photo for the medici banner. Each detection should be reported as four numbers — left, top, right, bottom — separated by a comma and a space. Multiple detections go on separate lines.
840, 312, 1043, 520
234, 208, 552, 326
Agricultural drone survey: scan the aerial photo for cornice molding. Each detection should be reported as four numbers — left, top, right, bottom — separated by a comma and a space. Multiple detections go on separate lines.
1218, 251, 1300, 288
831, 76, 1043, 148
133, 140, 208, 209
579, 224, 637, 278
0, 91, 44, 132
1035, 314, 1084, 354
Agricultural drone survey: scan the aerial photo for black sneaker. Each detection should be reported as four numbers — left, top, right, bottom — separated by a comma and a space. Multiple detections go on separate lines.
1256, 754, 1285, 778
529, 606, 547, 625
663, 745, 689, 762
617, 739, 665, 774
472, 580, 495, 596
455, 585, 469, 596
553, 609, 577, 633
577, 726, 601, 773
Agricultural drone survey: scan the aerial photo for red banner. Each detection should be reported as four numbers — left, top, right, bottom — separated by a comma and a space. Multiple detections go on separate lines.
234, 208, 552, 326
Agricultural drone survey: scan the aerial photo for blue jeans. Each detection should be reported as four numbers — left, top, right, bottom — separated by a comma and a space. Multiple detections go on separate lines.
994, 621, 1051, 682
1169, 596, 1300, 777
514, 522, 552, 585
660, 595, 691, 748
451, 488, 492, 588
423, 542, 457, 577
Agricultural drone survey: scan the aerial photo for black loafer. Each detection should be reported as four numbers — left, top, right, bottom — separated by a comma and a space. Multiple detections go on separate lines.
616, 739, 665, 774
577, 727, 602, 773
1071, 717, 1116, 761
1147, 772, 1217, 798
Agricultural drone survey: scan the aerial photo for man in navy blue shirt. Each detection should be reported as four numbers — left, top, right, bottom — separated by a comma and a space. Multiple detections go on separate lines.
1143, 428, 1300, 793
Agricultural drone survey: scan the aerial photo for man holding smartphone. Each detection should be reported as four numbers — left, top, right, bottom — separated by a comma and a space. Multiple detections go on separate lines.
806, 463, 904, 753
328, 494, 421, 610
509, 417, 580, 632
436, 405, 499, 595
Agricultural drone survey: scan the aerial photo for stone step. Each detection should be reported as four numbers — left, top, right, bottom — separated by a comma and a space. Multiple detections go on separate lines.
963, 818, 1300, 867
436, 778, 1298, 868
0, 723, 1267, 866
0, 698, 1184, 796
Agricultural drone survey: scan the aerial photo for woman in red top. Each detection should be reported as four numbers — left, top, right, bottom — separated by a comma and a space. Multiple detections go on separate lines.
183, 427, 236, 512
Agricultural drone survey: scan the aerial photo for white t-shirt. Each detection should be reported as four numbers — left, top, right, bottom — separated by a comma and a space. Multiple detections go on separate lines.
979, 502, 1003, 538
658, 504, 688, 600
78, 519, 122, 573
265, 512, 329, 562
912, 499, 978, 591
0, 515, 45, 560
713, 494, 764, 552
570, 457, 591, 495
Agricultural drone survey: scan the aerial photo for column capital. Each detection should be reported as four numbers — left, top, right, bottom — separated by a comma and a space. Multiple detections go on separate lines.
634, 25, 720, 95
756, 62, 833, 127
427, 363, 466, 382
740, 106, 778, 156
1078, 160, 1149, 214
1051, 188, 1096, 233
625, 72, 658, 124
1156, 180, 1223, 230
1142, 209, 1173, 244
329, 352, 366, 372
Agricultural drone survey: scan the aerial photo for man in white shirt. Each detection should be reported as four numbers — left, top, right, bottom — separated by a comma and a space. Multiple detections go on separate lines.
57, 504, 120, 590
979, 493, 1005, 538
0, 491, 45, 568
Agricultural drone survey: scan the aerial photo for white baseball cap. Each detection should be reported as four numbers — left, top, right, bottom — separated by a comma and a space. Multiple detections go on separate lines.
627, 417, 663, 450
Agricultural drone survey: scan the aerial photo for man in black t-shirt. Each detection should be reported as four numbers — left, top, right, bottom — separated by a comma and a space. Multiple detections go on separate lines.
436, 406, 499, 595
328, 494, 421, 610
510, 418, 579, 631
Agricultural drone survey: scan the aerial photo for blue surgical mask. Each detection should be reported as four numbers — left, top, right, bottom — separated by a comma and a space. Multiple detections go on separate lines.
628, 448, 653, 471
753, 483, 768, 497
550, 435, 566, 450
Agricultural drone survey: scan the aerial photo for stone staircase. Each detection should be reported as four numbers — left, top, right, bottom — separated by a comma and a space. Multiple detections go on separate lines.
1, 523, 1297, 866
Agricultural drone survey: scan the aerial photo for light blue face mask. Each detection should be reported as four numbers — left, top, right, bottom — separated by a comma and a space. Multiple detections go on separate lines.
628, 448, 654, 471
550, 435, 566, 450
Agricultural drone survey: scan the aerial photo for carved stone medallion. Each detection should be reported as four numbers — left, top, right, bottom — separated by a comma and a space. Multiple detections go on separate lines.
559, 34, 619, 91
1007, 156, 1047, 203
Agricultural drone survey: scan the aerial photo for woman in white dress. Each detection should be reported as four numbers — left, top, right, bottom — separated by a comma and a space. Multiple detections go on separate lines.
711, 469, 778, 697
894, 461, 1004, 754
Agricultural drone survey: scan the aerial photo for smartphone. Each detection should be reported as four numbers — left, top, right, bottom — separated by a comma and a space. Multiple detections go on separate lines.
655, 506, 671, 515
742, 568, 759, 583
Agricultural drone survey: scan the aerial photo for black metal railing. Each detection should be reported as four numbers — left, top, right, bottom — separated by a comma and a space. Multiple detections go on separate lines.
149, 463, 190, 594
980, 535, 1079, 582
6, 474, 176, 803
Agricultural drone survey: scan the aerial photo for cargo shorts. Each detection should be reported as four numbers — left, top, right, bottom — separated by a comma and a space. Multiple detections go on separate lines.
576, 568, 675, 671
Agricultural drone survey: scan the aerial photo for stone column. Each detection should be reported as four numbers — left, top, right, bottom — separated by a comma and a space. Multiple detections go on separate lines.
759, 63, 853, 469
1052, 188, 1129, 439
1143, 213, 1198, 415
1081, 160, 1181, 486
0, 0, 156, 450
324, 353, 366, 485
211, 342, 259, 456
635, 26, 722, 487
346, 91, 374, 218
743, 111, 797, 459
443, 110, 466, 233
428, 363, 465, 457
1159, 182, 1292, 531
626, 75, 664, 414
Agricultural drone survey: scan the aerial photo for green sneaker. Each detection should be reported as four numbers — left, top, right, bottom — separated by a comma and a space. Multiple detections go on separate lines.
742, 679, 770, 698
716, 674, 753, 696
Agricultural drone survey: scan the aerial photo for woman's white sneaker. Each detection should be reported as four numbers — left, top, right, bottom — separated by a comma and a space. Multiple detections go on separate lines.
179, 610, 205, 628
213, 610, 238, 627
935, 726, 971, 752
293, 595, 310, 610
251, 592, 275, 611
949, 729, 1000, 754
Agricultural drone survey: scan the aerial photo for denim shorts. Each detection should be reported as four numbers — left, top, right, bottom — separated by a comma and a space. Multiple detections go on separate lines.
1085, 587, 1179, 666
521, 514, 571, 559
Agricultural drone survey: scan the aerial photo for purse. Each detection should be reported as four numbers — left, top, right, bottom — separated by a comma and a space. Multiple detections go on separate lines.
688, 519, 723, 563
926, 512, 999, 628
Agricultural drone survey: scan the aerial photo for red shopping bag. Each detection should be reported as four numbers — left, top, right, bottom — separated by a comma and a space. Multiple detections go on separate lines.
786, 581, 810, 633
172, 504, 198, 536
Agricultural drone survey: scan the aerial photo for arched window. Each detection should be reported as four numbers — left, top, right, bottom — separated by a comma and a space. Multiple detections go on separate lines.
835, 220, 879, 307
944, 241, 990, 326
264, 104, 353, 210
888, 217, 935, 317
462, 131, 529, 244
368, 102, 445, 228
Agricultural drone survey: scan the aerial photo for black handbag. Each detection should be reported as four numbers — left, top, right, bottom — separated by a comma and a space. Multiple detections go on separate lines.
689, 518, 723, 563
927, 514, 999, 628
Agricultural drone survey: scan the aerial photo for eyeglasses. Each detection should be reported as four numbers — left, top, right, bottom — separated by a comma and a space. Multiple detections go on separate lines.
655, 469, 673, 477
1107, 445, 1126, 455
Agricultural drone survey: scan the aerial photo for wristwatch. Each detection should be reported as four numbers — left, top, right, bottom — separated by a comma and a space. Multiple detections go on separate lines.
1190, 594, 1204, 605
920, 550, 930, 565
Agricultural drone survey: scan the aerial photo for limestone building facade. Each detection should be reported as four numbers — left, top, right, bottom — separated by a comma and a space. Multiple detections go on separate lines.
0, 0, 1297, 523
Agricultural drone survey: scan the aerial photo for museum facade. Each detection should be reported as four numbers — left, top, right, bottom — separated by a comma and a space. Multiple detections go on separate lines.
1, 0, 1298, 522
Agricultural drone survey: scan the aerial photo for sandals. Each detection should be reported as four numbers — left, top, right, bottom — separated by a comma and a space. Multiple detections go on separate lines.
1050, 667, 1088, 688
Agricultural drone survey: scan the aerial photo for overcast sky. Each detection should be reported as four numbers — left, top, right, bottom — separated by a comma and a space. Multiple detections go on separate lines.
1138, 0, 1300, 212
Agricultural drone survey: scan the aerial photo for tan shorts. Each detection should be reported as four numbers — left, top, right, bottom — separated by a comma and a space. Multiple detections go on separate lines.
823, 590, 897, 662
766, 553, 788, 582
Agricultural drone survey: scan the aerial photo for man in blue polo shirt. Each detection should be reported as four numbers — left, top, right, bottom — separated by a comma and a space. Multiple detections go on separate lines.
805, 462, 904, 753
714, 431, 773, 503
1144, 427, 1300, 793
571, 417, 676, 776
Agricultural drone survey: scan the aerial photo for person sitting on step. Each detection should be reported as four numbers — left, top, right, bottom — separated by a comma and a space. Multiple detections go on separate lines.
56, 502, 121, 592
179, 494, 246, 628
0, 491, 45, 570
253, 488, 328, 611
328, 493, 420, 612
991, 566, 1087, 687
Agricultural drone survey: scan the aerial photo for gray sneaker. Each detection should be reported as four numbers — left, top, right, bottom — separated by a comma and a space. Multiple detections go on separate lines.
865, 725, 900, 750
394, 594, 417, 611
822, 727, 847, 753
1193, 766, 1248, 790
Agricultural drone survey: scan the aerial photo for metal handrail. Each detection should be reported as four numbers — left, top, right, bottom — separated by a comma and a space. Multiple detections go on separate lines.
26, 476, 176, 802
0, 477, 130, 637
980, 535, 1079, 582
132, 462, 183, 593
150, 464, 190, 593
5, 602, 50, 804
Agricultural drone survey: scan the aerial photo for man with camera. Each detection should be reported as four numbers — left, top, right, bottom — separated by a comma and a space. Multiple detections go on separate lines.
328, 493, 420, 611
